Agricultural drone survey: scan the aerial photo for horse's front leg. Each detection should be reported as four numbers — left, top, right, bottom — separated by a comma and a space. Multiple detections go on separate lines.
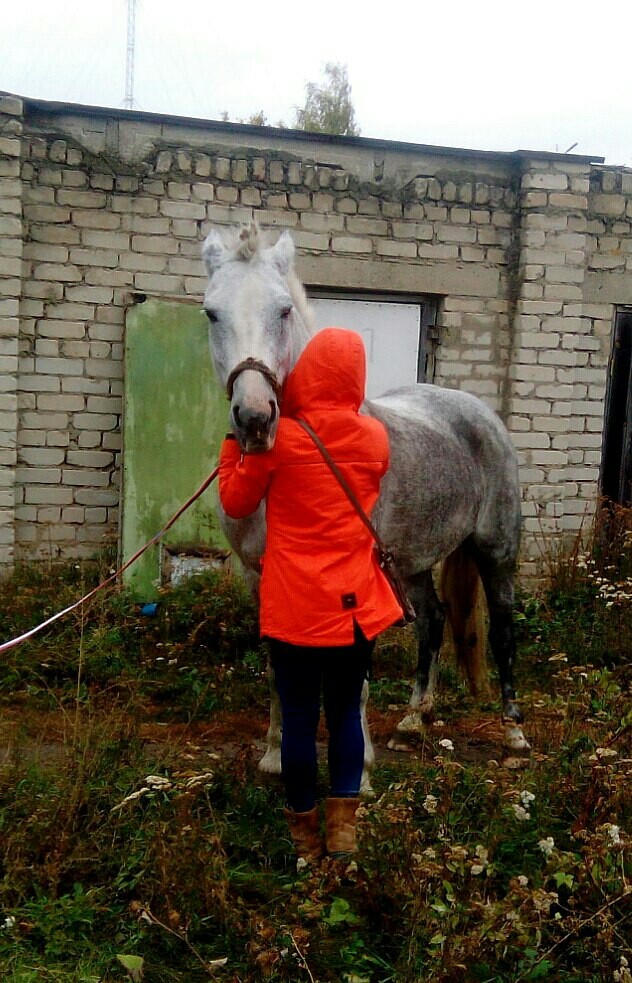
388, 572, 444, 750
259, 660, 376, 796
359, 677, 375, 795
258, 656, 282, 774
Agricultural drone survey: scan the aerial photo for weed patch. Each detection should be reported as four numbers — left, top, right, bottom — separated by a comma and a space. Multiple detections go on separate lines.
0, 520, 629, 981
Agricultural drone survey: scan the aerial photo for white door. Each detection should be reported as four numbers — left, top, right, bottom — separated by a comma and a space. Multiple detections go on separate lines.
310, 297, 421, 399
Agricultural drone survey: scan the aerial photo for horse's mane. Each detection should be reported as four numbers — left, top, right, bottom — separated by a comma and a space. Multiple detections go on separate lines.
232, 223, 315, 337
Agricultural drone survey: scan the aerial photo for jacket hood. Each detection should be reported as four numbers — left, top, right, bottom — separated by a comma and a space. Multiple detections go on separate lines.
282, 327, 366, 416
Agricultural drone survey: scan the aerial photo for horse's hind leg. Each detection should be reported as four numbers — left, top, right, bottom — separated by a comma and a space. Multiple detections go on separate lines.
472, 548, 530, 752
388, 571, 444, 751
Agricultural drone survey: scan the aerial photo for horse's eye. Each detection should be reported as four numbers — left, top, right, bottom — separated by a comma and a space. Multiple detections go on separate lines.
205, 310, 219, 324
280, 306, 292, 321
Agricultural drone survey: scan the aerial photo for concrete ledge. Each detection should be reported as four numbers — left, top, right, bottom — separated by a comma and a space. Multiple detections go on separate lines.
584, 272, 632, 306
298, 255, 501, 298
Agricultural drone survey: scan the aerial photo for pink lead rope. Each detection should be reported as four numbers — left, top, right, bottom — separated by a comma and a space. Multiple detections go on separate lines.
0, 466, 220, 655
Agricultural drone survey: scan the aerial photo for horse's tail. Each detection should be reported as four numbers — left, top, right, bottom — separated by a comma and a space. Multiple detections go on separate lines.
440, 544, 489, 696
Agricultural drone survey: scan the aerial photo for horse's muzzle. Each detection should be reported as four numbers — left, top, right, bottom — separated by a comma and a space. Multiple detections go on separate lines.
227, 360, 281, 453
232, 400, 278, 453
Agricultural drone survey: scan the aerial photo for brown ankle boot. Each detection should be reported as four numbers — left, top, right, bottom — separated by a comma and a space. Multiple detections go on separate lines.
325, 797, 360, 855
284, 806, 324, 862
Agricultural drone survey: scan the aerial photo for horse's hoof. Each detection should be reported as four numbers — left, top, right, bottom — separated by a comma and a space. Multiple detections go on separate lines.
387, 737, 416, 753
360, 777, 376, 798
258, 747, 282, 774
393, 712, 426, 735
503, 725, 531, 753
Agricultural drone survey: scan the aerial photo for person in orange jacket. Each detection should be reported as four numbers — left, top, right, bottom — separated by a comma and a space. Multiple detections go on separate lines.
219, 327, 403, 860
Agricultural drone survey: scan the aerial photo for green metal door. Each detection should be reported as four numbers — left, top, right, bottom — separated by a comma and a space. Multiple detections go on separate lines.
122, 299, 228, 597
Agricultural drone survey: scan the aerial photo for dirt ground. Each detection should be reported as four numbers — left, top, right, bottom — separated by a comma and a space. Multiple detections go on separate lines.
0, 703, 545, 773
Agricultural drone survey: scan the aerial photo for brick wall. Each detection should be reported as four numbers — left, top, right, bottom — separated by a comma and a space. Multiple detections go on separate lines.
0, 95, 23, 567
2, 94, 632, 573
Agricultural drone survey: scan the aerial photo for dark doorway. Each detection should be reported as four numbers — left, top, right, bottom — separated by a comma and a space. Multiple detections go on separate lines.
601, 309, 632, 505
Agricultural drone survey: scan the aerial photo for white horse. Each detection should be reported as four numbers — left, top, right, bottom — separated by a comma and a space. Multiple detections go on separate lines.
201, 224, 530, 777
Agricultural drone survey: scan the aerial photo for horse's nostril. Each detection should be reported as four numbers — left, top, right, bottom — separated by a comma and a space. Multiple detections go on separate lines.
233, 405, 242, 427
269, 400, 277, 424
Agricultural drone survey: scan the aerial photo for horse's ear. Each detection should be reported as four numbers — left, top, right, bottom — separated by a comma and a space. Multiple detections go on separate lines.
201, 231, 226, 274
270, 231, 295, 274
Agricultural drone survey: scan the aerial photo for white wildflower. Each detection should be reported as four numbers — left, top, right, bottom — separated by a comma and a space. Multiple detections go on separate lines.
438, 738, 454, 752
614, 954, 632, 983
520, 790, 536, 808
603, 824, 622, 846
2, 916, 16, 930
423, 794, 438, 814
512, 804, 530, 821
538, 836, 555, 858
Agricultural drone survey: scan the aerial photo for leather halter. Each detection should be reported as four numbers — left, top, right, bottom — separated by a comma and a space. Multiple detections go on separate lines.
225, 357, 282, 402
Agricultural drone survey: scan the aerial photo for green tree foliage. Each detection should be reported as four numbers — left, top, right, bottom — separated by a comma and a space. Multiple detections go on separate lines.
294, 62, 360, 137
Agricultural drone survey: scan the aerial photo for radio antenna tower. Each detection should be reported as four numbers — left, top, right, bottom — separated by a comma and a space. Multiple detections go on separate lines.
124, 0, 137, 110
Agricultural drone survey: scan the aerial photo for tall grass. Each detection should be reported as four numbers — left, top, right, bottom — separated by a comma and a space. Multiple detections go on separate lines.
0, 515, 629, 981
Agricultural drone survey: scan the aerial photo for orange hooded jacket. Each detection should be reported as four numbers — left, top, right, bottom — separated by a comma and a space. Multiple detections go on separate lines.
218, 327, 403, 646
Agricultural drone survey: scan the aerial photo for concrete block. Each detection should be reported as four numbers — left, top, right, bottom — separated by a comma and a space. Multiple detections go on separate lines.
18, 447, 65, 466
231, 160, 248, 182
287, 163, 302, 185
255, 209, 298, 228
66, 450, 113, 468
215, 186, 239, 204
346, 216, 388, 236
300, 213, 344, 233
57, 190, 107, 208
72, 210, 121, 229
290, 232, 329, 251
521, 172, 568, 191
66, 285, 114, 305
381, 201, 402, 218
62, 469, 110, 487
591, 194, 626, 217
376, 240, 416, 258
16, 467, 62, 484
119, 252, 167, 273
312, 194, 334, 213
266, 193, 288, 209
418, 244, 459, 260
74, 488, 119, 506
289, 193, 311, 210
549, 193, 588, 210
392, 222, 433, 240
167, 181, 191, 200
269, 161, 284, 183
240, 188, 260, 207
133, 272, 182, 293
111, 196, 158, 216
461, 246, 486, 262
331, 237, 373, 254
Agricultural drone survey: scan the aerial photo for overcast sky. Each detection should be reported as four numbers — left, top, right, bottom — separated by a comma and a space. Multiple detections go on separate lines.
2, 0, 631, 166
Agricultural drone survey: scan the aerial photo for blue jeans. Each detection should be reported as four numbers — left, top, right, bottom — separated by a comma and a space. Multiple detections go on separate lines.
269, 630, 374, 813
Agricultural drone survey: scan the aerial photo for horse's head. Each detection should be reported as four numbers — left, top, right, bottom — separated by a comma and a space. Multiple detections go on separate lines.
201, 223, 312, 453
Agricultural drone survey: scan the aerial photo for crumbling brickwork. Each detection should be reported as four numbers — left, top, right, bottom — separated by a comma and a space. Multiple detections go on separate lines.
1, 94, 631, 574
